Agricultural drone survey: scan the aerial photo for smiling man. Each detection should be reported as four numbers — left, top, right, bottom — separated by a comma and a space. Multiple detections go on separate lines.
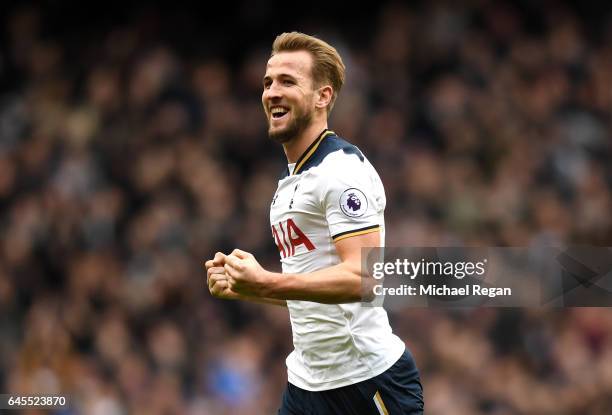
205, 32, 424, 414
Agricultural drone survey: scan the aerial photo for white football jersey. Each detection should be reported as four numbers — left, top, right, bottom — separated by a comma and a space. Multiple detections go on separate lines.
269, 129, 405, 391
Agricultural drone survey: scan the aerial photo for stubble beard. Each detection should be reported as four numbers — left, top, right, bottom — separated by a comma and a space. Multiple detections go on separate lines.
268, 107, 313, 144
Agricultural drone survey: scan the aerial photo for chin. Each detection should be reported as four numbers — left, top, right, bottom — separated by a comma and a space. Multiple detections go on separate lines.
268, 126, 294, 144
267, 110, 312, 144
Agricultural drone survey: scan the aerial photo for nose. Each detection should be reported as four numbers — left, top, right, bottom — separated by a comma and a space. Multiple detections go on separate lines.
263, 81, 282, 102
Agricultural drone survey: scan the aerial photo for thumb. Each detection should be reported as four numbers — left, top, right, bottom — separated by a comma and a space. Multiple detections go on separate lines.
224, 255, 241, 269
231, 248, 250, 260
213, 252, 227, 265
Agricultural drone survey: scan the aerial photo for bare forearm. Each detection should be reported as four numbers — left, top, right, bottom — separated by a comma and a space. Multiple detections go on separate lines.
222, 240, 376, 305
264, 263, 363, 304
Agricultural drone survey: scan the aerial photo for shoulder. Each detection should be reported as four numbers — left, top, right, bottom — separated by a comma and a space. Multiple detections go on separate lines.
303, 133, 366, 174
315, 136, 384, 200
279, 131, 368, 180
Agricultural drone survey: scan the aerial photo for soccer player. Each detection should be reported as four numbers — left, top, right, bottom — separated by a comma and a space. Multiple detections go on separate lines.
205, 32, 423, 414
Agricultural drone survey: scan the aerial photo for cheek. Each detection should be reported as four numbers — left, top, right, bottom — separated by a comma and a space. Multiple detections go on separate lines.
304, 91, 317, 107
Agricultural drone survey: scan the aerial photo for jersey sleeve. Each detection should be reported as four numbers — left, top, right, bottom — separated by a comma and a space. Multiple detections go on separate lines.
322, 156, 385, 243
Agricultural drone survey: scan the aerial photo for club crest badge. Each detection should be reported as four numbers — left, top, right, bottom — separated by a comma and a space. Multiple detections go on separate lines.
339, 188, 367, 217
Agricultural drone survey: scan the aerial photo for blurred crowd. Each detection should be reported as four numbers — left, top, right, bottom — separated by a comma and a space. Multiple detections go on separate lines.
1, 1, 611, 414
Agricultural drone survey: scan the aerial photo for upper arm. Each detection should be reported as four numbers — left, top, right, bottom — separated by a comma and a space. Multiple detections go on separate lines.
334, 230, 381, 268
334, 230, 381, 301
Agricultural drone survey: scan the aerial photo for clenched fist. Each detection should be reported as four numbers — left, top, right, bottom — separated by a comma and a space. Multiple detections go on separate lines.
204, 252, 240, 300
223, 249, 272, 297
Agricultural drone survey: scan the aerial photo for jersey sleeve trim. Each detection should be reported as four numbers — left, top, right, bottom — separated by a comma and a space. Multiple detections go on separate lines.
332, 224, 381, 242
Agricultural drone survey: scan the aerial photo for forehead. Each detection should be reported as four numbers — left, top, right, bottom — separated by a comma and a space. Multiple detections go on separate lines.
265, 51, 313, 79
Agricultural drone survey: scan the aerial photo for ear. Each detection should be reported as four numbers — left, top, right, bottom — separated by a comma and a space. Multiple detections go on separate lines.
315, 85, 333, 110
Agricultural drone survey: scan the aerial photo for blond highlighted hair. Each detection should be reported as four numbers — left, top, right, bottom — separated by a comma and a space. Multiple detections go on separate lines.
271, 32, 345, 113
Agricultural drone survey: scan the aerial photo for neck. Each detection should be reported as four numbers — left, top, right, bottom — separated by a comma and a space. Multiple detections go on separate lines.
282, 118, 328, 164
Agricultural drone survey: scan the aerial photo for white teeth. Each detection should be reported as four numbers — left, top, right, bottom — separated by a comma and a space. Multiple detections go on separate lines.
271, 107, 288, 115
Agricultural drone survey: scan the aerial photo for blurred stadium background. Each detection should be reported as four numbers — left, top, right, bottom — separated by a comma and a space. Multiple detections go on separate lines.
1, 1, 611, 414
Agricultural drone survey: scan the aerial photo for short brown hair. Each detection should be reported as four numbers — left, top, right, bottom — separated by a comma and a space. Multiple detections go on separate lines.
271, 32, 345, 114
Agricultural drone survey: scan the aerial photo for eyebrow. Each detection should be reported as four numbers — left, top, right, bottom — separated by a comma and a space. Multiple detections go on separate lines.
263, 73, 299, 84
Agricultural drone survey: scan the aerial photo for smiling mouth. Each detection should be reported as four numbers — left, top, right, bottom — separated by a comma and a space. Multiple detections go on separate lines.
270, 107, 289, 120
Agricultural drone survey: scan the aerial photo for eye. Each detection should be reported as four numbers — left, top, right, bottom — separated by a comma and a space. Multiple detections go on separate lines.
283, 79, 295, 86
